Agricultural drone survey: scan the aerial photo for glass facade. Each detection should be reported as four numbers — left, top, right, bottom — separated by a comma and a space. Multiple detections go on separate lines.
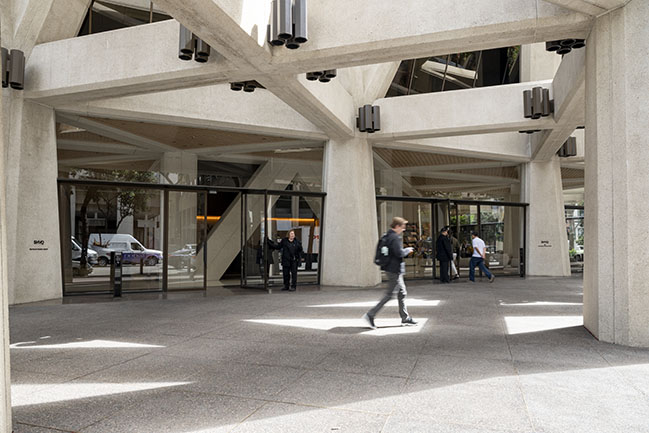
78, 1, 172, 36
58, 178, 325, 295
377, 197, 526, 282
242, 191, 323, 292
565, 206, 584, 272
59, 182, 167, 294
386, 46, 520, 97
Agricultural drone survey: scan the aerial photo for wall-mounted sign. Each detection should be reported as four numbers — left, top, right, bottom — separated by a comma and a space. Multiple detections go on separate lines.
537, 240, 552, 248
29, 239, 48, 251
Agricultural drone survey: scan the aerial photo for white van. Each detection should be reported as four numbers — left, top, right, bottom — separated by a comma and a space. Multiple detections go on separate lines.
89, 233, 162, 266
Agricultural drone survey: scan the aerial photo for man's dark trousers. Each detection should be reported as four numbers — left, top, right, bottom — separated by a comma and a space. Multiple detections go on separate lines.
439, 260, 451, 283
469, 257, 492, 281
282, 260, 298, 290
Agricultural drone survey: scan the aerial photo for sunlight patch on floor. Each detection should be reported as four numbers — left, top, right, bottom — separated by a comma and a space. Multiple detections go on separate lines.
499, 301, 582, 306
10, 339, 165, 349
12, 382, 190, 407
504, 316, 583, 335
245, 318, 428, 335
307, 298, 441, 308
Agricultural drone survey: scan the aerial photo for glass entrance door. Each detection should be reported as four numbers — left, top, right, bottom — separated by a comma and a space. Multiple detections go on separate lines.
376, 198, 434, 280
241, 191, 324, 291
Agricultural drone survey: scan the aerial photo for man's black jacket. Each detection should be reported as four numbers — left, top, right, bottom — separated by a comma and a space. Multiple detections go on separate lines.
382, 229, 405, 274
436, 234, 453, 262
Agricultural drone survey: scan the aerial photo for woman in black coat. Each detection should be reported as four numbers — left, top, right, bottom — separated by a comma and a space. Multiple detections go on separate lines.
270, 230, 303, 291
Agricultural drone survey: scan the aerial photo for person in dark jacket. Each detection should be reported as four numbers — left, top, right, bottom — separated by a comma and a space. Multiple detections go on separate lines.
256, 238, 277, 280
363, 217, 418, 329
271, 230, 303, 291
436, 226, 453, 283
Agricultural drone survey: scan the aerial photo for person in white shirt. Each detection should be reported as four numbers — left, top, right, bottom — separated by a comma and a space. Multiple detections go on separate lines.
469, 232, 495, 283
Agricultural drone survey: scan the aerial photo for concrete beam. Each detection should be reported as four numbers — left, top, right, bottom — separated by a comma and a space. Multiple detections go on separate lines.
364, 62, 401, 102
57, 139, 146, 154
25, 21, 244, 105
415, 183, 500, 191
56, 84, 327, 140
370, 81, 555, 141
405, 171, 519, 184
532, 49, 586, 160
540, 0, 607, 15
258, 74, 355, 140
58, 154, 160, 166
397, 161, 519, 172
56, 113, 178, 152
151, 0, 271, 70
192, 140, 323, 155
270, 0, 592, 72
24, 2, 592, 104
12, 0, 90, 55
375, 133, 531, 163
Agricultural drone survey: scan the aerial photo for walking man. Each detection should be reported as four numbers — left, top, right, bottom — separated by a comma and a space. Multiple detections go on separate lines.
363, 217, 418, 329
469, 232, 495, 283
272, 230, 303, 291
435, 227, 453, 283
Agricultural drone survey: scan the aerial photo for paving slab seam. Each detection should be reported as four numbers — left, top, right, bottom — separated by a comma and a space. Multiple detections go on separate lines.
259, 399, 393, 417
209, 356, 416, 381
594, 346, 649, 405
498, 299, 538, 432
14, 421, 77, 432
223, 400, 273, 433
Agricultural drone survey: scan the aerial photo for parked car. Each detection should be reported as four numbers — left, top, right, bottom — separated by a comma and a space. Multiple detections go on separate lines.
72, 258, 93, 276
573, 244, 584, 262
71, 237, 98, 265
169, 244, 197, 269
89, 234, 162, 266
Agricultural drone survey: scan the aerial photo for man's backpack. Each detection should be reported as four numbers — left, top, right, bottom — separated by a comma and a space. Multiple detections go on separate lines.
374, 233, 390, 269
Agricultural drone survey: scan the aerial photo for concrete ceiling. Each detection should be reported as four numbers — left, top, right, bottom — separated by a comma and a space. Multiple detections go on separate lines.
89, 117, 301, 150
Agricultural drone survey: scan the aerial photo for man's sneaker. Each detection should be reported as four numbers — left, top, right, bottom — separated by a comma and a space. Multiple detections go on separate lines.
401, 317, 418, 326
362, 313, 377, 330
489, 275, 495, 283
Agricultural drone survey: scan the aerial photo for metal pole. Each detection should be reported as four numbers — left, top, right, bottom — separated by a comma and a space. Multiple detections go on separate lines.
472, 51, 483, 88
264, 191, 269, 293
317, 195, 324, 287
441, 55, 451, 91
406, 59, 416, 95
162, 190, 169, 292
240, 192, 245, 288
432, 202, 437, 282
203, 191, 207, 291
149, 1, 154, 23
89, 0, 94, 34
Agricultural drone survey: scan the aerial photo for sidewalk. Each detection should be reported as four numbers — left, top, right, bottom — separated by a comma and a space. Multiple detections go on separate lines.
9, 276, 649, 432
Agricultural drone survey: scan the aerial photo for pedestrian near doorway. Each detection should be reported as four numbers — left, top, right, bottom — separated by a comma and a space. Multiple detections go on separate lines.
450, 231, 461, 279
364, 217, 418, 329
469, 232, 495, 283
272, 230, 303, 291
436, 227, 453, 283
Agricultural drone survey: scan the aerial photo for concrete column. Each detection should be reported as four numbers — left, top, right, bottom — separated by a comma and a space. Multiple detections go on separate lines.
3, 96, 62, 304
0, 29, 13, 433
520, 42, 562, 82
160, 152, 198, 254
322, 137, 380, 287
503, 188, 522, 269
522, 158, 570, 276
584, 0, 649, 347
